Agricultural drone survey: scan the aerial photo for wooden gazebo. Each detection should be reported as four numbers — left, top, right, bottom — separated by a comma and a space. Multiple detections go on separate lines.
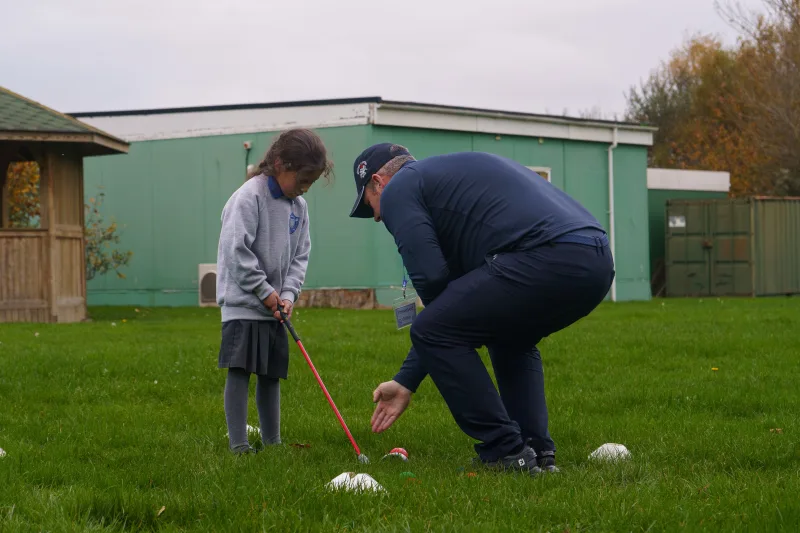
0, 86, 129, 323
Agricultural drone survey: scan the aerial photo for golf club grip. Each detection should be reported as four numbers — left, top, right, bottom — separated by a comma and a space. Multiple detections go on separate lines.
278, 310, 300, 341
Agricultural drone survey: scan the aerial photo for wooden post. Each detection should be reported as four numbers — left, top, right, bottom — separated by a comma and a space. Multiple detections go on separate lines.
0, 144, 16, 228
78, 156, 87, 320
0, 157, 10, 228
42, 148, 58, 322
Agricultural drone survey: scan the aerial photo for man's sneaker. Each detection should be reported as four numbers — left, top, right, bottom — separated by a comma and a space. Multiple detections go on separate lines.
475, 445, 543, 476
536, 450, 560, 473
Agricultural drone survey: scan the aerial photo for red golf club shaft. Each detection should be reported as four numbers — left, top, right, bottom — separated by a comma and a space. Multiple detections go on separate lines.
277, 308, 362, 456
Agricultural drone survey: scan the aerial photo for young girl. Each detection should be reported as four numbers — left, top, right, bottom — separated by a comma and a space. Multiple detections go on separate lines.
216, 128, 332, 454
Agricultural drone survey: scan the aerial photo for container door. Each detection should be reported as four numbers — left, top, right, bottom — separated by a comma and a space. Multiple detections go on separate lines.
665, 200, 711, 296
752, 198, 800, 296
708, 199, 753, 296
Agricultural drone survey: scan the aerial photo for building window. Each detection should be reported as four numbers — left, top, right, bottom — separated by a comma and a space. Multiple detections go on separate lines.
527, 166, 551, 182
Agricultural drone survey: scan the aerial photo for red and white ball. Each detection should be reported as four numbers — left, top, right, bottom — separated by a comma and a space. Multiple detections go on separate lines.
384, 447, 409, 461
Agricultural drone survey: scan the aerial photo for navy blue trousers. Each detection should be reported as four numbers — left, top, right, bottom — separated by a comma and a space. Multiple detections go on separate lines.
409, 230, 615, 461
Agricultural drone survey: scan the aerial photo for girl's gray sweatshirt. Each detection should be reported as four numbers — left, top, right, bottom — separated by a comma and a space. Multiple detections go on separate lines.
215, 174, 310, 322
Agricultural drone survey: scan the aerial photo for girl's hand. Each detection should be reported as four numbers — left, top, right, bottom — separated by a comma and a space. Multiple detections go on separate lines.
279, 300, 293, 320
272, 300, 292, 321
263, 291, 279, 314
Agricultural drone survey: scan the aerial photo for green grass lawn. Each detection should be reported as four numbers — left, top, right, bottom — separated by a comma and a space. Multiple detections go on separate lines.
1, 298, 798, 532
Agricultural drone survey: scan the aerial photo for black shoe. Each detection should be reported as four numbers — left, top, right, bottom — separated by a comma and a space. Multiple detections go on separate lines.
536, 450, 560, 473
523, 438, 560, 473
231, 443, 258, 455
476, 445, 543, 476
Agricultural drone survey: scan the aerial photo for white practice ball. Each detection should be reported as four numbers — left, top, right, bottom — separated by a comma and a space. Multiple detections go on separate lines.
589, 443, 631, 461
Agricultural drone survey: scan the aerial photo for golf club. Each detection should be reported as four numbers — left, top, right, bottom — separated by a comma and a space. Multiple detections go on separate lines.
272, 304, 369, 464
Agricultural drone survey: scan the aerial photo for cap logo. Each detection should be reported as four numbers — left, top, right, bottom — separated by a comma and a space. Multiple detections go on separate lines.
357, 161, 368, 179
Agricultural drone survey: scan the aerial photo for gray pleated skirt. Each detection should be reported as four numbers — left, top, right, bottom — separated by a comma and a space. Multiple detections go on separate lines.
218, 319, 289, 379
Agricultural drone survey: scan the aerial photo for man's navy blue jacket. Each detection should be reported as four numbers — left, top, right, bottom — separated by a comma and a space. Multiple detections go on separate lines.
380, 151, 606, 392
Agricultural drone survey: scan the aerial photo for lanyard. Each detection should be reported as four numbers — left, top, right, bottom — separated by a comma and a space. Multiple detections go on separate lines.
393, 260, 417, 330
400, 257, 408, 299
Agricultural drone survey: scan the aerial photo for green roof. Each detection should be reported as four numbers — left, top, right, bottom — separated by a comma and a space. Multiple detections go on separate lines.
0, 86, 128, 154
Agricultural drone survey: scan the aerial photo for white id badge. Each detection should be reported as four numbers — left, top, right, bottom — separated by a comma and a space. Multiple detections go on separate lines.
393, 292, 418, 329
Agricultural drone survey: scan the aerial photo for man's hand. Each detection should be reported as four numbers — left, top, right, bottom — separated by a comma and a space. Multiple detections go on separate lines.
273, 299, 293, 321
370, 380, 412, 433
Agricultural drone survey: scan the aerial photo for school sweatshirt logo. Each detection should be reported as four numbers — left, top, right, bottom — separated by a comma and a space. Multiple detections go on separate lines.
289, 212, 300, 234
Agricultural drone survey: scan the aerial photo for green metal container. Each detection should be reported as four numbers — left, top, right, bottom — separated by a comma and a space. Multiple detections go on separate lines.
665, 197, 800, 297
648, 189, 728, 297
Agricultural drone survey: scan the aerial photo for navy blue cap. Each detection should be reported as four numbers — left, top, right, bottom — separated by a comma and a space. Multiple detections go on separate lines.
349, 143, 411, 218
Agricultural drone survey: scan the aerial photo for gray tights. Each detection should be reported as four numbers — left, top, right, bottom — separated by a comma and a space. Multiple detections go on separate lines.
224, 368, 280, 449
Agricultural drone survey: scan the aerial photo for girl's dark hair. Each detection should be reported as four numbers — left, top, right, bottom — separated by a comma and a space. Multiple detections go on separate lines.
247, 128, 333, 185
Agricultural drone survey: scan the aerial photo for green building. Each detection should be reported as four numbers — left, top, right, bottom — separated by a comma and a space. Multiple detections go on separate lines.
71, 97, 656, 308
646, 168, 730, 297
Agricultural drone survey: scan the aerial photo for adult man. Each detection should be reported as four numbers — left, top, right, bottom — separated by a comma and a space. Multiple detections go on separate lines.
349, 143, 615, 476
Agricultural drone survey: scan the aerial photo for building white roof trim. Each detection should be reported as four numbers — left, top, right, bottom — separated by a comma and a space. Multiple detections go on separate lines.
74, 103, 373, 142
372, 103, 655, 146
647, 168, 730, 192
71, 99, 656, 146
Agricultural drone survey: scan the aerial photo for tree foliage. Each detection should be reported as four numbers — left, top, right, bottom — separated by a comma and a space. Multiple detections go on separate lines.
626, 0, 800, 196
721, 0, 800, 195
84, 188, 133, 282
5, 161, 41, 228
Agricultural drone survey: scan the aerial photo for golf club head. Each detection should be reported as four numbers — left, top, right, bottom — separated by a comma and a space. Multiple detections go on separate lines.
358, 453, 370, 464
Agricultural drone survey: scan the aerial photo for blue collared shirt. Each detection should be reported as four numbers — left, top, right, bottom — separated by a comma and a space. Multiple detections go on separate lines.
267, 176, 285, 199
267, 175, 302, 234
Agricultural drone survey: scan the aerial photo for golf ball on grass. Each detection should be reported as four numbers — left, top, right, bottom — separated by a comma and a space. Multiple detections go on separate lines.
381, 447, 408, 461
0, 448, 6, 458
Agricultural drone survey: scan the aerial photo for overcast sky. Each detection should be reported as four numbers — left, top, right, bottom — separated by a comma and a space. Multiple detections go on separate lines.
1, 0, 766, 119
